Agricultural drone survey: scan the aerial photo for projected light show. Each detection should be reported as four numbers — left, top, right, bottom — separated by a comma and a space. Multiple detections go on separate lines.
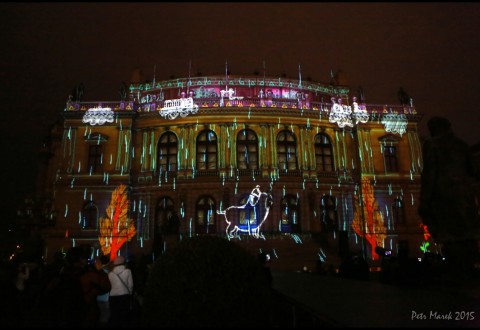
35, 68, 426, 271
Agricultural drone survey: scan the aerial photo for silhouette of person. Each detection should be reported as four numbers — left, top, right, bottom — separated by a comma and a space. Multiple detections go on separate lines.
76, 83, 84, 102
1, 261, 33, 327
81, 256, 111, 327
36, 246, 88, 327
108, 255, 134, 327
119, 82, 128, 101
397, 87, 410, 105
96, 255, 111, 327
419, 116, 480, 277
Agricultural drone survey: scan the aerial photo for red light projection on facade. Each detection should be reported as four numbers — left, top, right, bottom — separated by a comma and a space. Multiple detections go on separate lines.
99, 184, 136, 261
352, 178, 386, 260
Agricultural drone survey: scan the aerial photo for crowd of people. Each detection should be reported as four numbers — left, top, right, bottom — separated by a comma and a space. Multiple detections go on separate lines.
0, 248, 151, 328
1, 246, 273, 328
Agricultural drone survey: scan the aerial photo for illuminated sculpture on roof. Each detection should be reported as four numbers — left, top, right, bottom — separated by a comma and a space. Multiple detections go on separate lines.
329, 96, 370, 128
220, 88, 244, 106
351, 97, 369, 125
82, 107, 114, 126
381, 113, 408, 136
159, 96, 199, 120
329, 97, 353, 128
98, 184, 136, 261
217, 185, 273, 239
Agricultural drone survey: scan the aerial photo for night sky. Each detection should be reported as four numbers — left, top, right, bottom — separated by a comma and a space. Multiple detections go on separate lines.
1, 3, 479, 227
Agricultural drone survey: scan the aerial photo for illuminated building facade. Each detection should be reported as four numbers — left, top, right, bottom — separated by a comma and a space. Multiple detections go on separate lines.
37, 69, 427, 270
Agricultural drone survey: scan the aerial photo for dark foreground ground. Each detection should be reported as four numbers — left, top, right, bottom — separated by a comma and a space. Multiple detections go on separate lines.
272, 270, 480, 328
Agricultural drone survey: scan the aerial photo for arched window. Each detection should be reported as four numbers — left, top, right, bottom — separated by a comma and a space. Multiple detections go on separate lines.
314, 133, 334, 172
81, 201, 98, 229
280, 194, 300, 233
392, 198, 405, 225
237, 129, 259, 170
155, 197, 176, 234
153, 197, 175, 255
196, 195, 216, 234
196, 130, 217, 170
277, 131, 298, 170
321, 195, 337, 232
158, 132, 178, 172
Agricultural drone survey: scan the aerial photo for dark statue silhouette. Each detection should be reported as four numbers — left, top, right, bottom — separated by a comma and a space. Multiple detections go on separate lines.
419, 116, 480, 277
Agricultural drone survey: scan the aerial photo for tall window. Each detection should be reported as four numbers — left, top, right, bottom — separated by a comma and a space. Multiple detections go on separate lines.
392, 198, 405, 225
384, 145, 398, 173
237, 129, 259, 170
196, 130, 217, 170
277, 131, 298, 170
321, 195, 337, 231
380, 135, 400, 173
196, 195, 216, 234
155, 197, 175, 234
88, 145, 103, 174
158, 132, 178, 172
81, 201, 98, 229
314, 133, 334, 172
280, 194, 300, 233
85, 133, 107, 174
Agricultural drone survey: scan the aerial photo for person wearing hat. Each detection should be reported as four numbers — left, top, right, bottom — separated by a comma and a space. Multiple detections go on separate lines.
108, 255, 134, 327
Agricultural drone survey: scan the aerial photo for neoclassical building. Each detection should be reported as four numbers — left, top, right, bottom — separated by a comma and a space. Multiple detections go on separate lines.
36, 69, 427, 270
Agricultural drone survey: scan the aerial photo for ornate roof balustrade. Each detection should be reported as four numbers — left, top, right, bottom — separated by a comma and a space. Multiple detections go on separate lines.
65, 98, 417, 117
65, 101, 136, 112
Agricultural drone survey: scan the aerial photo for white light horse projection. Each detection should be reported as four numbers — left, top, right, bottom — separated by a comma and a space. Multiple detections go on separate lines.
217, 185, 273, 239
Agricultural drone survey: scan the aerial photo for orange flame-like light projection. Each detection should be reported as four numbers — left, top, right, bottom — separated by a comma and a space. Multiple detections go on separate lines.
352, 178, 386, 260
98, 184, 136, 261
